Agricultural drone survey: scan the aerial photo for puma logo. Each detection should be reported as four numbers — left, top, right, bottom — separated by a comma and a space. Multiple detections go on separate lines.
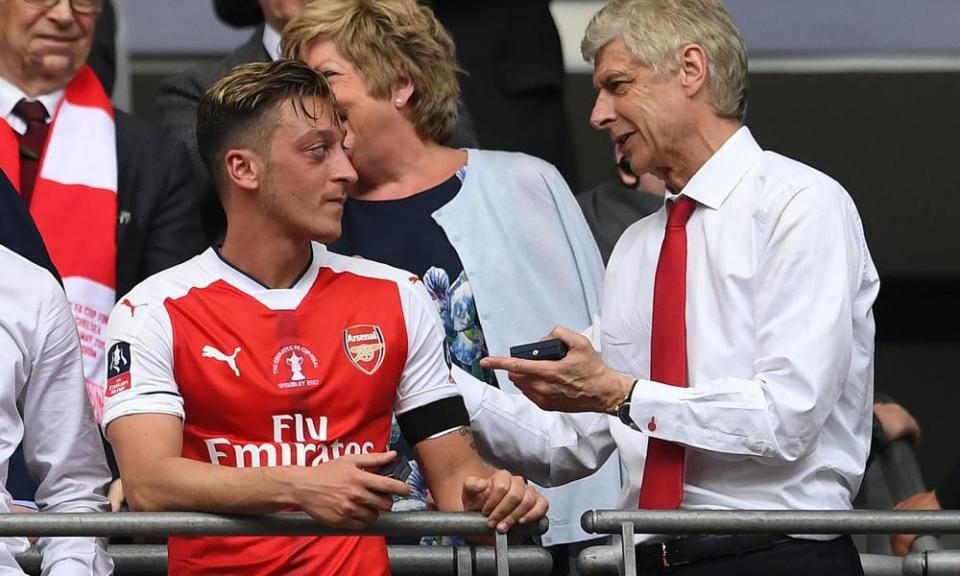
121, 298, 147, 317
201, 345, 241, 377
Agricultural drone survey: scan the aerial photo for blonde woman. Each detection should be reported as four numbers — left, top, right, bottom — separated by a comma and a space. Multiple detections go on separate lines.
284, 0, 622, 552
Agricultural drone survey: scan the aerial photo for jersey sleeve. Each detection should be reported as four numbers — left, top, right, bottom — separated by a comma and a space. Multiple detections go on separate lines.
101, 293, 185, 430
394, 280, 468, 445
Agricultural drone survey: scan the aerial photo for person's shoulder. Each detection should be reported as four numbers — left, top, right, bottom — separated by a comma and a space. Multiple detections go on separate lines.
163, 30, 267, 93
464, 149, 570, 201
0, 244, 61, 303
757, 151, 848, 202
114, 110, 193, 177
0, 246, 72, 358
115, 252, 212, 315
114, 109, 181, 148
321, 247, 421, 294
746, 151, 865, 240
468, 148, 559, 177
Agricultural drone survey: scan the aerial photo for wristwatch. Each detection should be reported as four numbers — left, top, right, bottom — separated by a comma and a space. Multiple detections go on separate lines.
615, 379, 639, 429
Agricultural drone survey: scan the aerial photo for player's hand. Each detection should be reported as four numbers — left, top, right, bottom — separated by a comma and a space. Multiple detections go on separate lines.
480, 326, 632, 414
890, 489, 942, 556
462, 469, 548, 533
293, 451, 410, 530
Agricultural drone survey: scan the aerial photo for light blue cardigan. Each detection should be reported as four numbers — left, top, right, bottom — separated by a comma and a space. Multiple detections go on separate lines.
433, 149, 623, 545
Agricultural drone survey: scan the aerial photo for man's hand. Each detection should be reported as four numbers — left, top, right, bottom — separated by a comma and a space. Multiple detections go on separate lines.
874, 402, 921, 446
890, 490, 942, 556
479, 326, 633, 414
461, 469, 548, 533
292, 451, 411, 530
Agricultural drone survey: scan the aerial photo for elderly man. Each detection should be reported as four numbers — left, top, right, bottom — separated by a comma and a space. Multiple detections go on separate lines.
471, 1, 877, 574
0, 0, 204, 426
0, 240, 113, 574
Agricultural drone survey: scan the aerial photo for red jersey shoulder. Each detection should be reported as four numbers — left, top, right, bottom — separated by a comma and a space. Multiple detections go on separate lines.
109, 254, 215, 332
105, 254, 216, 399
321, 249, 425, 294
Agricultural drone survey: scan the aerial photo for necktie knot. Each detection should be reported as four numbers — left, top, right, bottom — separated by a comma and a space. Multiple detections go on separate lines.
666, 196, 696, 228
14, 99, 48, 125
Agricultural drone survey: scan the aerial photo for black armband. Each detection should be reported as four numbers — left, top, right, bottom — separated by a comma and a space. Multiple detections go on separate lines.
397, 395, 470, 445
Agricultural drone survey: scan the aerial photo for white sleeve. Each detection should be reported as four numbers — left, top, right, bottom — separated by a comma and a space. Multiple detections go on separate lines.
393, 282, 461, 415
25, 281, 113, 575
626, 183, 871, 463
456, 365, 617, 487
101, 295, 184, 430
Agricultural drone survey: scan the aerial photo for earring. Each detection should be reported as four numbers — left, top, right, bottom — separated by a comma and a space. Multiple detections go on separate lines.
395, 98, 403, 106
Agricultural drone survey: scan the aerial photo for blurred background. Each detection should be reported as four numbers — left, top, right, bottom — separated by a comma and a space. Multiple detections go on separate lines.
115, 0, 959, 486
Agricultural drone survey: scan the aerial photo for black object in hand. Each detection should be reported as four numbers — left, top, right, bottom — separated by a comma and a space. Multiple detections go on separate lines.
509, 338, 568, 361
377, 453, 413, 483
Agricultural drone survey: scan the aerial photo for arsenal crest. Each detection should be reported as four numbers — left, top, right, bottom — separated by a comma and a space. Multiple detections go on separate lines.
343, 325, 386, 375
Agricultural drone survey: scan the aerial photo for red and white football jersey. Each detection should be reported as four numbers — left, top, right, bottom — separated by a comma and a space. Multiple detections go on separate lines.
103, 243, 462, 575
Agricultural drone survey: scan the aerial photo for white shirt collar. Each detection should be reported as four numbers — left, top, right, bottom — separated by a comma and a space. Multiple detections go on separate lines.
668, 125, 763, 210
262, 23, 282, 62
0, 74, 64, 135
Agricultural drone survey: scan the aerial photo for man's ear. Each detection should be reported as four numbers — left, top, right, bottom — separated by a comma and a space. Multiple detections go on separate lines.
677, 43, 708, 99
224, 148, 263, 192
391, 76, 415, 109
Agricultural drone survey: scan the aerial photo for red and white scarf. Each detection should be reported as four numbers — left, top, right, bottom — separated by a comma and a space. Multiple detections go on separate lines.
0, 66, 116, 421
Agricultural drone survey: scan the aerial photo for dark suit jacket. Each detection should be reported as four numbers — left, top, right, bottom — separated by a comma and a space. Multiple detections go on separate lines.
157, 30, 268, 245
430, 0, 579, 188
115, 110, 206, 298
157, 28, 478, 244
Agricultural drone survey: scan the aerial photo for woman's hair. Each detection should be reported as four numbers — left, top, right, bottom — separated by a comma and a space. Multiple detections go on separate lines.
283, 0, 461, 143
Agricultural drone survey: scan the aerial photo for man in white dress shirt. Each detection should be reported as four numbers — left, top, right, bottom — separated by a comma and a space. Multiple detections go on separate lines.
474, 0, 877, 573
0, 244, 113, 574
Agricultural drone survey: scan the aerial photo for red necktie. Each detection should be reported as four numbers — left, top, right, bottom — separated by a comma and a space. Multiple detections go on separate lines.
639, 195, 696, 509
13, 99, 50, 207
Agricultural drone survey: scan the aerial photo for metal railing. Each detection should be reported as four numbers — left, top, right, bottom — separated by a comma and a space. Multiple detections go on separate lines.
576, 510, 960, 576
0, 512, 552, 576
15, 544, 553, 576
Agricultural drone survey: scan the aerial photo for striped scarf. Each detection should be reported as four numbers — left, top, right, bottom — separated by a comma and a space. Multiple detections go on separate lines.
0, 66, 116, 421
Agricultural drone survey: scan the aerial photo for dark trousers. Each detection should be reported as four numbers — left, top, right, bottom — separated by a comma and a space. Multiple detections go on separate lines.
640, 535, 863, 576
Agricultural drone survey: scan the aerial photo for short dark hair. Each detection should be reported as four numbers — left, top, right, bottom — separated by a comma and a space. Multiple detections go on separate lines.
197, 59, 340, 190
